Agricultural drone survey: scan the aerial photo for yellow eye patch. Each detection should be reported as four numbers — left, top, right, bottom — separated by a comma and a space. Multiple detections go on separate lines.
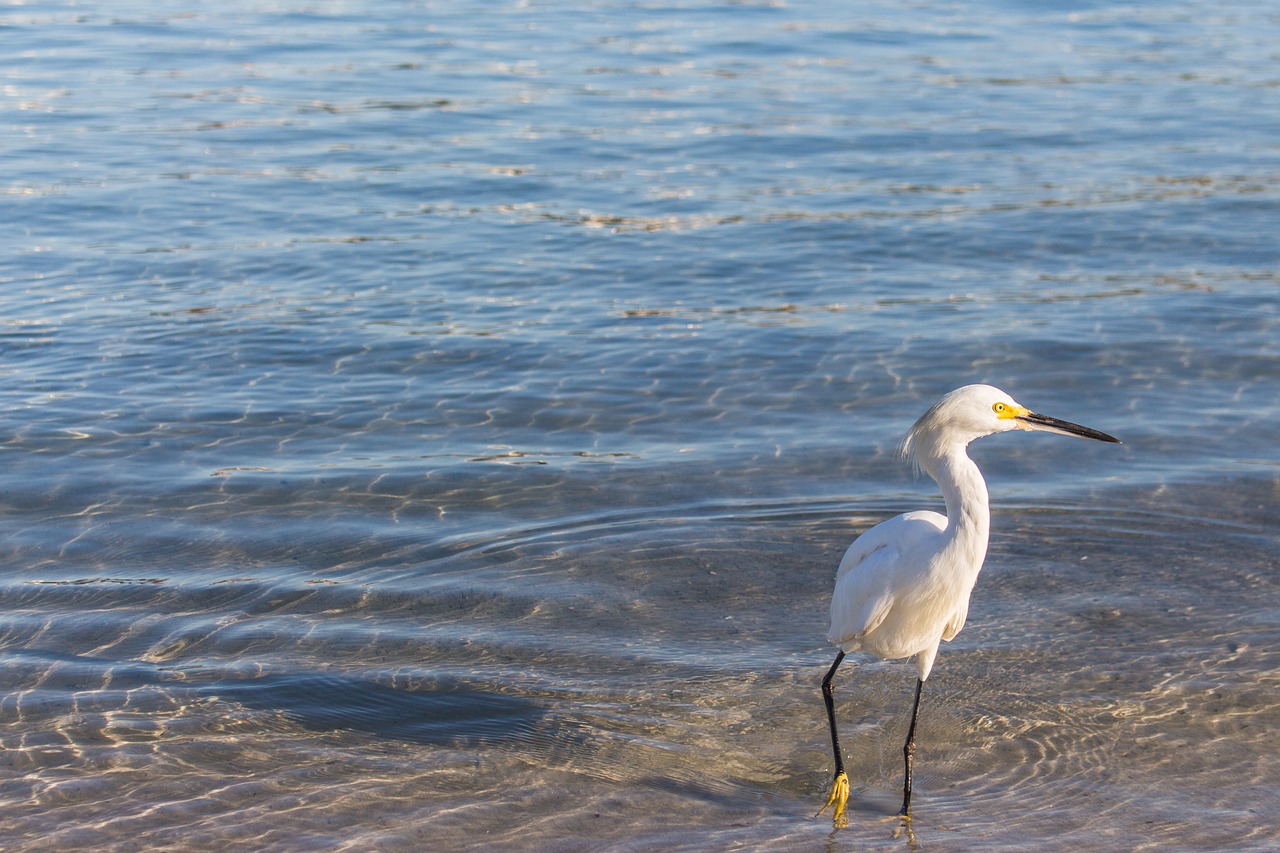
992, 401, 1029, 420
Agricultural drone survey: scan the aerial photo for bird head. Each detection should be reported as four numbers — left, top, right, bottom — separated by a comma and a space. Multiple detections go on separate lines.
902, 384, 1119, 474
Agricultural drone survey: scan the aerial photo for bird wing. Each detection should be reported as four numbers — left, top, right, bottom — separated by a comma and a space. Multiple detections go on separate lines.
827, 539, 901, 647
827, 512, 946, 649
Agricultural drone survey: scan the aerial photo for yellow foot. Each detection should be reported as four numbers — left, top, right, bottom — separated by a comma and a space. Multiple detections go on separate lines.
891, 813, 917, 844
817, 771, 850, 827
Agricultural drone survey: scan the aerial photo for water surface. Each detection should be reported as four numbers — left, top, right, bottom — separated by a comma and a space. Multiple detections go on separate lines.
2, 1, 1278, 850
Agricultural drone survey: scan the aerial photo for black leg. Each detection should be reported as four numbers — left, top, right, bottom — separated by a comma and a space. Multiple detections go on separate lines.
899, 677, 925, 816
821, 651, 846, 777
818, 651, 851, 823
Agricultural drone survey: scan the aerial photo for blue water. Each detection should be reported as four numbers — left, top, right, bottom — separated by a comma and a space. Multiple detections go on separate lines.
2, 2, 1278, 850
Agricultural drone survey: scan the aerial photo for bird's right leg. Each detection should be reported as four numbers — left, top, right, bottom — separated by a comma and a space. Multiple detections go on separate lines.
818, 651, 849, 826
898, 677, 925, 817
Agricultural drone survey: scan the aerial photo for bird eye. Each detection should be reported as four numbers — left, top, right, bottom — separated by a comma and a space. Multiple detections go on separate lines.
992, 402, 1006, 414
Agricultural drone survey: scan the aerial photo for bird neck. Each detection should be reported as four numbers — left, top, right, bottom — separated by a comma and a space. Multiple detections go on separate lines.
929, 447, 991, 567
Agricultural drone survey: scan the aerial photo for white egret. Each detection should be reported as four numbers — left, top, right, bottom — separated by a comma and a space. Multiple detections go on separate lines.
818, 384, 1119, 825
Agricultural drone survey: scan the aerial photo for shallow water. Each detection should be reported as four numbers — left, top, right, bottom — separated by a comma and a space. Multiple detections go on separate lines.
2, 1, 1279, 850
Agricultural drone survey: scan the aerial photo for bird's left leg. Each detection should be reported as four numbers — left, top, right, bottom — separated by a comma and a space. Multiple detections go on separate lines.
818, 651, 850, 826
899, 677, 925, 817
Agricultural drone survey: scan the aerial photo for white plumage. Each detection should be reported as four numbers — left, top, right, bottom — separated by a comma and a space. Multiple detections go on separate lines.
819, 384, 1119, 826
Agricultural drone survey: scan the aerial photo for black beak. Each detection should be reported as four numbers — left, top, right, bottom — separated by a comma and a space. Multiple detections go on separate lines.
1015, 412, 1121, 443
